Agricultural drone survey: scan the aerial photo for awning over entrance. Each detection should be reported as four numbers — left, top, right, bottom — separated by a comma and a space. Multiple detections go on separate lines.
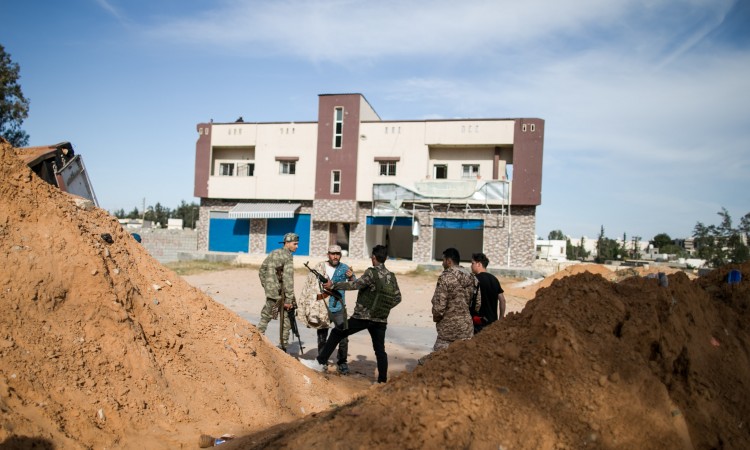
228, 203, 301, 219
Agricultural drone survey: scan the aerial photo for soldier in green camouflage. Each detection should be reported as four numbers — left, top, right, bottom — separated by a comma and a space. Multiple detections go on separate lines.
300, 245, 401, 383
257, 232, 299, 350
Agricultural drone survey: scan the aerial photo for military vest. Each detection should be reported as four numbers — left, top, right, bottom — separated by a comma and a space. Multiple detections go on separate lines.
357, 267, 399, 320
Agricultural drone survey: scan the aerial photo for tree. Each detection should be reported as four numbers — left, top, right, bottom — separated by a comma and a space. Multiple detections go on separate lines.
172, 200, 200, 229
548, 229, 565, 240
566, 236, 590, 261
595, 225, 625, 263
126, 207, 141, 219
740, 212, 750, 243
630, 235, 642, 259
693, 208, 749, 267
145, 202, 170, 228
0, 44, 30, 147
652, 233, 672, 250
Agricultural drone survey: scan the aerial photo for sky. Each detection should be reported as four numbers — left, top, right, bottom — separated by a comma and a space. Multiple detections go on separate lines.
2, 0, 749, 241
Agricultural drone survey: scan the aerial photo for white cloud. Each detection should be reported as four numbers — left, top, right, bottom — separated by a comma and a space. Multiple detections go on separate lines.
143, 0, 736, 62
94, 0, 126, 22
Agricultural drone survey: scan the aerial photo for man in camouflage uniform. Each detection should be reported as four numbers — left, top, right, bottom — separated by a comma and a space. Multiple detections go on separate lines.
257, 232, 299, 351
431, 247, 481, 351
300, 245, 401, 383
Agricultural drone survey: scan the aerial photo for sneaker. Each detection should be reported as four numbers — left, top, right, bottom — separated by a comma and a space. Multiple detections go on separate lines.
336, 363, 350, 375
300, 358, 327, 372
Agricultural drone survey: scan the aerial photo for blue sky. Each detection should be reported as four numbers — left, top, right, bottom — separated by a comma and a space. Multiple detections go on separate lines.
3, 0, 749, 241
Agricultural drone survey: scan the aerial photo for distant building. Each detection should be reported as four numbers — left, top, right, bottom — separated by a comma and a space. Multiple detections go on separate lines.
673, 237, 695, 256
535, 239, 567, 261
167, 218, 183, 230
193, 93, 544, 266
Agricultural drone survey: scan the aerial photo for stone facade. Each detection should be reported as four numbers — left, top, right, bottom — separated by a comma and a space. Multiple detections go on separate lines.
312, 199, 359, 223
309, 221, 330, 259
196, 200, 535, 267
249, 219, 266, 254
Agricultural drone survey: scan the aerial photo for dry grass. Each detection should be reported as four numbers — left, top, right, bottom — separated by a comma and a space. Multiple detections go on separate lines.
164, 260, 254, 276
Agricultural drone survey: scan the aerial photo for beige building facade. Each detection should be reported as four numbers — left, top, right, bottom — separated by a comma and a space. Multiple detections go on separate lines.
194, 93, 544, 267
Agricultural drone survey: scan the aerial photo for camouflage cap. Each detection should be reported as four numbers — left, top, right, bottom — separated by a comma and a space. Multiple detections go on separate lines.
328, 244, 342, 253
281, 232, 300, 243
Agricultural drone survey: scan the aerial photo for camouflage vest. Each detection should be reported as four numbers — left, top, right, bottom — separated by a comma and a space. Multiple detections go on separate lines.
357, 267, 399, 320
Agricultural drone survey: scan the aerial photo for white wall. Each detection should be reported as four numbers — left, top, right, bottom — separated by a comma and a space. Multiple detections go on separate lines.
356, 119, 516, 202
208, 123, 318, 200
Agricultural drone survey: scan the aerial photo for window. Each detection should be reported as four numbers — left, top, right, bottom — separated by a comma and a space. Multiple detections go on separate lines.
462, 164, 480, 179
237, 163, 254, 176
434, 165, 448, 179
333, 107, 343, 148
331, 170, 341, 194
379, 161, 396, 176
280, 161, 296, 174
219, 163, 234, 176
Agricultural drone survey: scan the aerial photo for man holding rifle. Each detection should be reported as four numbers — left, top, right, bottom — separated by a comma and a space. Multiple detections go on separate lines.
301, 245, 401, 384
299, 245, 355, 374
257, 233, 299, 352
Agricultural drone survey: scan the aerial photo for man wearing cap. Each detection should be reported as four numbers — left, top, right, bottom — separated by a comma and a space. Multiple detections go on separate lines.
257, 232, 299, 351
298, 244, 356, 374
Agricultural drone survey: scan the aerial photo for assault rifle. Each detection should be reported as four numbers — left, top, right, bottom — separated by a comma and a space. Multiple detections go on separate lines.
303, 261, 344, 307
275, 266, 304, 353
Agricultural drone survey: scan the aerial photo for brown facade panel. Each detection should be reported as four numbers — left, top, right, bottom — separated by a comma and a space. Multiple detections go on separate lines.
194, 123, 211, 198
315, 95, 361, 200
511, 119, 544, 206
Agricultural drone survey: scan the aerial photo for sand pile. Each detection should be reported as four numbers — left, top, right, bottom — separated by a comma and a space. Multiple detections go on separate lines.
0, 140, 365, 449
225, 266, 750, 448
2, 136, 749, 449
506, 263, 692, 300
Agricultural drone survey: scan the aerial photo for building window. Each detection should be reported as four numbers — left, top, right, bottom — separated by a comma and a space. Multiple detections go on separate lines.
379, 161, 396, 176
331, 170, 341, 194
280, 161, 296, 175
237, 163, 254, 176
462, 164, 479, 179
333, 107, 343, 148
434, 165, 448, 179
219, 163, 234, 176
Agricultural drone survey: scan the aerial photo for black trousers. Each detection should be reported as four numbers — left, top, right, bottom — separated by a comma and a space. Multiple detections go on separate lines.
317, 317, 388, 383
316, 308, 348, 365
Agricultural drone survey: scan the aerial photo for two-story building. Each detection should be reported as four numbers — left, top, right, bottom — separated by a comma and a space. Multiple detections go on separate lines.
193, 93, 544, 267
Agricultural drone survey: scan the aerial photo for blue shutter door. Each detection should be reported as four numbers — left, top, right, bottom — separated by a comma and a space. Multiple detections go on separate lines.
266, 214, 311, 256
208, 217, 250, 252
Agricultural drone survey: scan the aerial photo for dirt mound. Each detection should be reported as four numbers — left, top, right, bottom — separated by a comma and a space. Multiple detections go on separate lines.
506, 263, 694, 300
612, 265, 695, 282
506, 263, 616, 300
0, 141, 365, 449
225, 265, 750, 449
3, 136, 750, 449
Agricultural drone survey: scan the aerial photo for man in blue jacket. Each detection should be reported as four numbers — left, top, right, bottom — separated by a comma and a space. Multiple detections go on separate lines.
298, 245, 355, 374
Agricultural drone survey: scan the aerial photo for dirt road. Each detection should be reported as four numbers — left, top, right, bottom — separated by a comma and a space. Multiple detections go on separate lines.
182, 266, 527, 378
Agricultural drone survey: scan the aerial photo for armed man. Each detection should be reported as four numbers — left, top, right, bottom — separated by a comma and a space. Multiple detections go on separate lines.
298, 245, 356, 374
300, 245, 401, 383
257, 232, 299, 352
